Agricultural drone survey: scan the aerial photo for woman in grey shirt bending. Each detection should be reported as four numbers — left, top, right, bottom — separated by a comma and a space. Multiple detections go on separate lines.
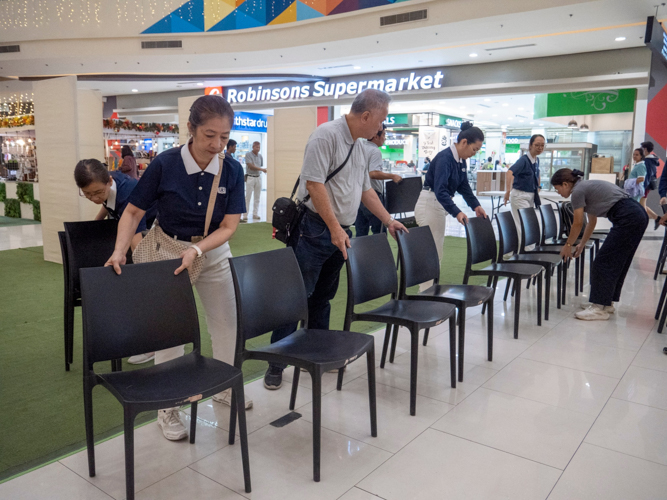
551, 169, 648, 321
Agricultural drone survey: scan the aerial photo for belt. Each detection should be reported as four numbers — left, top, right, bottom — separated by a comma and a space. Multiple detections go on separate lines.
161, 227, 204, 243
305, 207, 350, 230
246, 174, 260, 177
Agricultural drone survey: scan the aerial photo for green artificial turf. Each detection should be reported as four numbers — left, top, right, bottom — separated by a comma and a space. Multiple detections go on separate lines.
0, 216, 40, 227
0, 223, 486, 481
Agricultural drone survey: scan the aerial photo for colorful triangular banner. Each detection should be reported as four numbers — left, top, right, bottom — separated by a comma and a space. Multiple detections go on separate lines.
296, 0, 324, 20
270, 1, 297, 24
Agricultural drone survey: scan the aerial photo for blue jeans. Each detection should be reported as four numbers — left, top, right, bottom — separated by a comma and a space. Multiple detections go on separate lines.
354, 191, 384, 237
270, 211, 352, 369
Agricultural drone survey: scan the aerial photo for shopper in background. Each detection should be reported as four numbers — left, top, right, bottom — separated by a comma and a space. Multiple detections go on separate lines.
483, 157, 493, 170
421, 157, 431, 175
626, 148, 646, 202
414, 121, 487, 289
243, 141, 265, 221
119, 145, 138, 180
354, 124, 403, 237
264, 89, 408, 390
503, 134, 545, 242
551, 169, 648, 321
640, 141, 660, 228
106, 95, 251, 443
225, 139, 237, 160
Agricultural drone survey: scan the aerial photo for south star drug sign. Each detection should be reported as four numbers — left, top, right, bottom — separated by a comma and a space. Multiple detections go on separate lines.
225, 68, 446, 105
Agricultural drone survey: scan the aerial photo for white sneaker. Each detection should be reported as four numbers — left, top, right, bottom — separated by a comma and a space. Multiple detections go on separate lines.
575, 304, 610, 321
212, 389, 253, 410
157, 408, 188, 441
127, 352, 155, 364
580, 302, 615, 313
252, 215, 261, 220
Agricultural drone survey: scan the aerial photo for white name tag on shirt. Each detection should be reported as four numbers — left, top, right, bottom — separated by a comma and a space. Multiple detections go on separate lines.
218, 187, 226, 194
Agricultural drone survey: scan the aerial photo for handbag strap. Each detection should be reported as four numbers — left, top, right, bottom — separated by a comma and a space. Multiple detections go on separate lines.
290, 141, 356, 202
203, 158, 223, 238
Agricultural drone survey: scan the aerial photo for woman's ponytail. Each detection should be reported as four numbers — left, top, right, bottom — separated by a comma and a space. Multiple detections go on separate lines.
550, 168, 583, 187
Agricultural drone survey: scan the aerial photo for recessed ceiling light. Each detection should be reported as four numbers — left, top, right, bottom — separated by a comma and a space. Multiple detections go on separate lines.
502, 103, 509, 107
530, 122, 535, 125
508, 117, 514, 120
492, 114, 498, 117
196, 83, 204, 86
519, 120, 524, 123
615, 36, 626, 41
484, 98, 491, 102
131, 89, 139, 92
469, 53, 478, 58
518, 107, 524, 111
353, 66, 361, 69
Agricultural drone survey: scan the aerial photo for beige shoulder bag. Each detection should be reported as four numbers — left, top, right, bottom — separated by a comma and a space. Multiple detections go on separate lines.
132, 159, 223, 285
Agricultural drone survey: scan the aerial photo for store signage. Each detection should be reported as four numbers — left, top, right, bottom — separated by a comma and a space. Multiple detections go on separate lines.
533, 89, 636, 118
233, 112, 268, 133
384, 113, 409, 126
645, 16, 667, 67
205, 86, 223, 95
439, 114, 464, 129
224, 68, 446, 104
418, 127, 439, 159
385, 138, 407, 146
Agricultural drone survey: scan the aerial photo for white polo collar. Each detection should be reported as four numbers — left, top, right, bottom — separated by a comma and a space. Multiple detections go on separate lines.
181, 139, 220, 176
450, 144, 461, 163
527, 152, 537, 164
106, 179, 117, 211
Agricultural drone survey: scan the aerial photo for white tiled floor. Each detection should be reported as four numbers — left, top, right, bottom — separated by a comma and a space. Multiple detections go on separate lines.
3, 220, 667, 499
0, 222, 42, 250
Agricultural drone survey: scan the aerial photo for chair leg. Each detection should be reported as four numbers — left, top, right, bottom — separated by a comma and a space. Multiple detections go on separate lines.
290, 366, 301, 409
512, 279, 517, 298
366, 345, 377, 438
656, 280, 667, 320
580, 249, 585, 293
64, 296, 72, 371
422, 328, 430, 346
537, 274, 542, 327
232, 381, 252, 493
659, 295, 667, 334
409, 327, 419, 416
458, 309, 467, 383
556, 263, 562, 310
589, 245, 594, 286
503, 278, 512, 302
487, 299, 494, 362
514, 281, 522, 339
562, 259, 567, 305
526, 278, 531, 290
83, 378, 95, 477
449, 314, 456, 389
380, 323, 391, 369
123, 407, 136, 500
389, 324, 399, 363
336, 367, 345, 391
312, 368, 322, 482
574, 257, 579, 297
189, 401, 198, 444
228, 387, 237, 446
482, 276, 493, 314
544, 266, 551, 321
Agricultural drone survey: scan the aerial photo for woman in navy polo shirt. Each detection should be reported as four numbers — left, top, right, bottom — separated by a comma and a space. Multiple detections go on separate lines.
503, 134, 545, 240
414, 122, 487, 287
105, 95, 249, 442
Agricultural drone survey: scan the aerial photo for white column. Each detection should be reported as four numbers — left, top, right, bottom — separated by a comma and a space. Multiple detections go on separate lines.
34, 76, 104, 263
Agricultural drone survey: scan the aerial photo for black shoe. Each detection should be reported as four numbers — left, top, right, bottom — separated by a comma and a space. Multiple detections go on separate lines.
663, 347, 667, 355
655, 219, 661, 231
264, 365, 283, 390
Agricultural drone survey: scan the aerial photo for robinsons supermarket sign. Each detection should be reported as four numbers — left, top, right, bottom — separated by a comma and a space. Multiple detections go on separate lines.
224, 68, 446, 105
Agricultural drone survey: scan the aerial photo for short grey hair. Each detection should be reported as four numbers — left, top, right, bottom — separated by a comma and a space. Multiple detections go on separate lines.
350, 89, 391, 114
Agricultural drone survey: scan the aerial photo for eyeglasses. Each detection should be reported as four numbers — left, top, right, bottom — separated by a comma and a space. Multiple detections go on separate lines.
79, 188, 106, 199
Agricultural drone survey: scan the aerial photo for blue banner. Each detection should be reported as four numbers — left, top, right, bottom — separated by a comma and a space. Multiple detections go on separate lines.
233, 112, 269, 133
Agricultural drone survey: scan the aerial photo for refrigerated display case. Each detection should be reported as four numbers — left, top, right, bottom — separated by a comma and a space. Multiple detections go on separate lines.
520, 143, 598, 191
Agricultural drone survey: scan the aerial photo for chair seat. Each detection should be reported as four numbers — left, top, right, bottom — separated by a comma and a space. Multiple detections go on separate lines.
412, 284, 494, 307
507, 254, 562, 266
356, 299, 457, 329
526, 245, 563, 254
478, 262, 543, 278
251, 329, 374, 369
99, 353, 241, 406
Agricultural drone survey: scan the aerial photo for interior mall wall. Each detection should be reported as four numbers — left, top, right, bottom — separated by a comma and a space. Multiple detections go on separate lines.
33, 76, 103, 263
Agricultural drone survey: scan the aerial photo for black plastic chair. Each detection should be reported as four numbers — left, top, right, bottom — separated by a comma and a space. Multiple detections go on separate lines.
343, 233, 457, 416
463, 217, 544, 340
496, 211, 563, 320
396, 226, 494, 383
63, 219, 129, 372
58, 231, 74, 371
80, 260, 251, 500
228, 247, 376, 482
654, 205, 667, 280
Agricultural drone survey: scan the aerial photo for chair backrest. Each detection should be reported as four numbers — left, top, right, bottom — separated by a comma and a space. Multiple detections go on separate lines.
64, 219, 121, 291
396, 226, 440, 294
346, 233, 398, 306
464, 216, 498, 266
496, 211, 519, 257
539, 204, 559, 243
518, 208, 541, 250
80, 260, 200, 367
384, 176, 423, 215
229, 248, 308, 343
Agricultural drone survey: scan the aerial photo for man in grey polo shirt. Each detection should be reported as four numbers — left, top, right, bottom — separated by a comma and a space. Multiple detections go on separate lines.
264, 89, 408, 390
243, 141, 265, 221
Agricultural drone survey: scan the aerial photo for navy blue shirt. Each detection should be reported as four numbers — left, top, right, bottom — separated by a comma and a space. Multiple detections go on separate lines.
644, 154, 660, 193
424, 146, 480, 216
509, 154, 542, 206
106, 171, 147, 233
128, 146, 245, 240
